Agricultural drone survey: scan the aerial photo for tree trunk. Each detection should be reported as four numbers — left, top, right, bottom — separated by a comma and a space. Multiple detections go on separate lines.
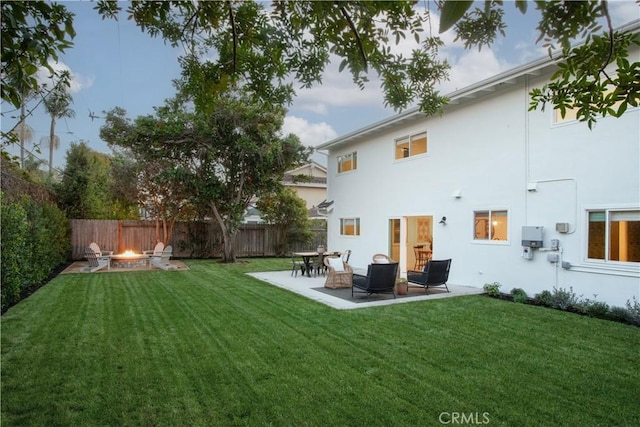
19, 100, 26, 169
49, 117, 56, 174
210, 201, 236, 263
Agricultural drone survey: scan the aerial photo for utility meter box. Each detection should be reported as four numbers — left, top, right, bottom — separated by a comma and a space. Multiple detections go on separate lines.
522, 226, 544, 248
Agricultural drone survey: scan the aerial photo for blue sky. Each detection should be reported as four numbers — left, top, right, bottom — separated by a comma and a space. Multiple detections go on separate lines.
2, 1, 638, 171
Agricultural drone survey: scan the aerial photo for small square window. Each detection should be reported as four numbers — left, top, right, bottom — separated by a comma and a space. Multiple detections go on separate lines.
338, 152, 357, 173
340, 218, 360, 236
474, 210, 508, 241
395, 132, 427, 159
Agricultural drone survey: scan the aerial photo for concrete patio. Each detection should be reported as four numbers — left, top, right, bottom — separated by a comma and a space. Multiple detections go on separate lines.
248, 270, 484, 310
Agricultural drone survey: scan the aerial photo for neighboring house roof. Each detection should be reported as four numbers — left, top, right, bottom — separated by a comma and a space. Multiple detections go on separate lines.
316, 19, 640, 151
286, 161, 327, 176
283, 161, 327, 187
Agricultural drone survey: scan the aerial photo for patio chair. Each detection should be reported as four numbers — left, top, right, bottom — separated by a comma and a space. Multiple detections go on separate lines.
149, 245, 177, 270
352, 262, 399, 299
342, 249, 352, 263
144, 241, 165, 256
89, 242, 114, 257
313, 253, 326, 277
407, 259, 452, 294
413, 245, 428, 270
83, 246, 111, 272
372, 253, 400, 278
323, 255, 353, 289
291, 253, 306, 277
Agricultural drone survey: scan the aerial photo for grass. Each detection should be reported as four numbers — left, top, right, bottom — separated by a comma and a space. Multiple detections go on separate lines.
2, 258, 639, 426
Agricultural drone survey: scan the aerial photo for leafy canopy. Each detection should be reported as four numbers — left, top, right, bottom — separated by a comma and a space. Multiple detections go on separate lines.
93, 0, 639, 126
1, 1, 75, 109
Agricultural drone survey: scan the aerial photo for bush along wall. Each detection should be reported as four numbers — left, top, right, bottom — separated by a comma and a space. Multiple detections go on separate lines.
1, 192, 70, 313
482, 282, 640, 327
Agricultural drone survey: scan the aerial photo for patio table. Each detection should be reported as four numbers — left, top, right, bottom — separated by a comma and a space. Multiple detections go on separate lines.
293, 251, 341, 277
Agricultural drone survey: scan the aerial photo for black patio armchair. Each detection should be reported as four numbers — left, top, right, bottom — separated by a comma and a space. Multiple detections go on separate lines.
407, 259, 452, 294
352, 262, 399, 299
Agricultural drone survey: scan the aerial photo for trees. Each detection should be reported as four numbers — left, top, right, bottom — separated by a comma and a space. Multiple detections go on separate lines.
42, 79, 75, 174
55, 141, 112, 219
101, 95, 309, 262
256, 187, 313, 255
1, 1, 75, 109
93, 0, 639, 126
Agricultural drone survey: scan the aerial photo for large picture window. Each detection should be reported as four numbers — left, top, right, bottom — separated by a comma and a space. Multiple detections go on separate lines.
340, 218, 360, 236
474, 210, 508, 241
395, 132, 427, 159
337, 152, 357, 173
588, 209, 640, 263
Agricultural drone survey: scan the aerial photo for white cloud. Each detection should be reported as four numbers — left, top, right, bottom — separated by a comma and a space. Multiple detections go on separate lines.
282, 115, 338, 148
438, 48, 513, 94
36, 61, 94, 94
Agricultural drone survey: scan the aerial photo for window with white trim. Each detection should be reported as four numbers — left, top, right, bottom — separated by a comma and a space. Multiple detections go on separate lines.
337, 152, 357, 173
340, 218, 360, 236
474, 210, 508, 241
587, 209, 640, 263
554, 86, 626, 124
395, 131, 427, 159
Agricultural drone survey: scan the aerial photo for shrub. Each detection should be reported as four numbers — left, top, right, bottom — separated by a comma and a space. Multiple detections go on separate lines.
483, 282, 502, 297
576, 297, 610, 319
0, 192, 69, 312
549, 286, 581, 310
625, 297, 640, 326
510, 288, 528, 304
534, 290, 553, 307
607, 306, 631, 324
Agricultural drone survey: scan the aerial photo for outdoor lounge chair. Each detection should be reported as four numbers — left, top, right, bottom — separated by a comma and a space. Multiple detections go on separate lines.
352, 262, 399, 298
372, 253, 400, 278
83, 246, 111, 272
89, 242, 113, 257
323, 255, 353, 289
149, 245, 177, 270
406, 259, 452, 294
144, 241, 164, 256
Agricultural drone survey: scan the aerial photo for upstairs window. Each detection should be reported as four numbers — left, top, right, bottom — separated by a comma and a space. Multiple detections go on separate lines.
588, 209, 640, 263
340, 218, 360, 236
474, 210, 508, 241
395, 132, 427, 159
338, 152, 357, 173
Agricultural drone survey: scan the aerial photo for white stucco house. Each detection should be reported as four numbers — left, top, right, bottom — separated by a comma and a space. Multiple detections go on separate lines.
317, 24, 639, 307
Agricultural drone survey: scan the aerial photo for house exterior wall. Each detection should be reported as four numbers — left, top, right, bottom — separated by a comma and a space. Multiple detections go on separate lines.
291, 186, 327, 209
324, 69, 639, 307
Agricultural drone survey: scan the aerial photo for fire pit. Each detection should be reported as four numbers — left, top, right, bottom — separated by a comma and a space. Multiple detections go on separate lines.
110, 250, 150, 269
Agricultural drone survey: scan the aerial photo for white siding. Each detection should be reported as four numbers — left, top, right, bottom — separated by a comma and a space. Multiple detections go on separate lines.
325, 68, 640, 307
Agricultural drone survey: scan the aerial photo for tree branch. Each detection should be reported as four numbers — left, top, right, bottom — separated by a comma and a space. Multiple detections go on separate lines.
337, 2, 368, 70
598, 0, 615, 83
227, 0, 237, 73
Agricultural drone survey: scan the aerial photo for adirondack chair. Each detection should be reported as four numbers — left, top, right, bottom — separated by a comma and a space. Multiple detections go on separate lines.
149, 245, 177, 270
83, 247, 111, 272
89, 242, 114, 257
144, 241, 164, 256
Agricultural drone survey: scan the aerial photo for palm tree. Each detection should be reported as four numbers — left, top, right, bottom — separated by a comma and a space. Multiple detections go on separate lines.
12, 119, 34, 169
43, 83, 75, 174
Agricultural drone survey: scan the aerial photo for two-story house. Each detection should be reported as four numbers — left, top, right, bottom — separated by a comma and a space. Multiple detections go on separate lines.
317, 27, 639, 307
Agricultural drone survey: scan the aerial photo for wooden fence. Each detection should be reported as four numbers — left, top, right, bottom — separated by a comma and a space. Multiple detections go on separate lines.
71, 219, 326, 260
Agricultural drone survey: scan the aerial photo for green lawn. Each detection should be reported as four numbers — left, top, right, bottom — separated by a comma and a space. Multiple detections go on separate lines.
2, 259, 639, 426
